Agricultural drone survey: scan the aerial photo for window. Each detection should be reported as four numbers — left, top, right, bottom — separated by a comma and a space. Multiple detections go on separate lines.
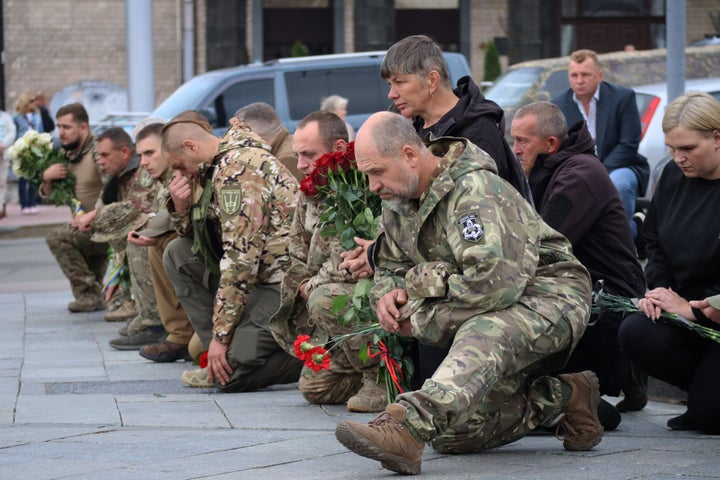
210, 78, 275, 128
285, 66, 389, 121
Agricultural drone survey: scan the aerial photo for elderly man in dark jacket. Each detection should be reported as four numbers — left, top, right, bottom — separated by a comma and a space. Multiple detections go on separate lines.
511, 101, 648, 428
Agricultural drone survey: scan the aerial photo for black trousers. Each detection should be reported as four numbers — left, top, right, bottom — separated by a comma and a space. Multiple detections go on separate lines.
619, 313, 720, 434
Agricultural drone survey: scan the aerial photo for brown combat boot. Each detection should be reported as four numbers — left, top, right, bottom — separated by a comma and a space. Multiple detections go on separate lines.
68, 295, 105, 313
335, 403, 424, 475
558, 371, 604, 451
347, 375, 388, 413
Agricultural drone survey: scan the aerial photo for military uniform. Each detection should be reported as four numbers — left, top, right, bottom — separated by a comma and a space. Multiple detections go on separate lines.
270, 192, 379, 405
96, 156, 163, 334
144, 168, 194, 346
371, 137, 592, 453
45, 134, 109, 306
164, 124, 302, 392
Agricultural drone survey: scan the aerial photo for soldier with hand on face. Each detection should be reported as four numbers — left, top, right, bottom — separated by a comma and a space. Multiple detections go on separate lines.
162, 111, 302, 392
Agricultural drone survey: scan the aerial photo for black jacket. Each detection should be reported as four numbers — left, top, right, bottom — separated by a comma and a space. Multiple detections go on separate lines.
529, 120, 645, 298
415, 75, 532, 202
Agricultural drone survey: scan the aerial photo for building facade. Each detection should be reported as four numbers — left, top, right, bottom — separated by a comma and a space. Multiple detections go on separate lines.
2, 0, 718, 116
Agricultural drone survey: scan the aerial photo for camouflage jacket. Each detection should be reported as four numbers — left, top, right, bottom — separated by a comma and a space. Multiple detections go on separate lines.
268, 192, 356, 355
289, 195, 355, 294
372, 137, 592, 348
207, 124, 298, 343
95, 155, 158, 214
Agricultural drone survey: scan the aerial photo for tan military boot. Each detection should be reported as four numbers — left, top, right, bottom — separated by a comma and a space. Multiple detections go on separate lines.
67, 295, 105, 313
181, 368, 214, 388
347, 375, 387, 413
558, 371, 604, 451
335, 403, 424, 475
103, 299, 138, 322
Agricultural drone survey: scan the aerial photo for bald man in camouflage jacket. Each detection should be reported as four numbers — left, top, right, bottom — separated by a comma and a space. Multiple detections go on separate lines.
334, 112, 601, 475
162, 115, 302, 392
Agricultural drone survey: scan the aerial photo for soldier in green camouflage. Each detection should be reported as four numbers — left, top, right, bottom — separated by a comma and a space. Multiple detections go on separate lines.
42, 103, 108, 313
91, 127, 165, 350
269, 111, 386, 412
334, 112, 602, 475
162, 113, 302, 392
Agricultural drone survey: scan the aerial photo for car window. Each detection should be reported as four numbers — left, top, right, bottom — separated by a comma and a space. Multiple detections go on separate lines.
542, 70, 570, 101
210, 78, 275, 128
285, 66, 389, 121
484, 67, 544, 109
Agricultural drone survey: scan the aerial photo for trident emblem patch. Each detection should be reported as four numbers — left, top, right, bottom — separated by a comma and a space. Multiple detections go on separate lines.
457, 213, 484, 242
221, 187, 243, 216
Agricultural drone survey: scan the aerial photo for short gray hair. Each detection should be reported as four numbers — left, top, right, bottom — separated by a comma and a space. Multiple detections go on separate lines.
233, 102, 283, 140
514, 101, 568, 144
320, 95, 348, 112
380, 35, 451, 87
370, 113, 425, 158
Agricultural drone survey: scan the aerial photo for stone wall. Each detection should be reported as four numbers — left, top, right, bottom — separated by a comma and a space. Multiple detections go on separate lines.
3, 0, 183, 114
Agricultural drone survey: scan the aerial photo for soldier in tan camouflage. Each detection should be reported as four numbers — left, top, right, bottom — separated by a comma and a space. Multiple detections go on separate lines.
41, 103, 108, 313
269, 111, 386, 413
334, 112, 602, 475
162, 113, 302, 392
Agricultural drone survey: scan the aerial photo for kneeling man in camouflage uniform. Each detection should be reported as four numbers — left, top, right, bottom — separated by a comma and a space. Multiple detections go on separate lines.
334, 112, 601, 475
162, 113, 302, 392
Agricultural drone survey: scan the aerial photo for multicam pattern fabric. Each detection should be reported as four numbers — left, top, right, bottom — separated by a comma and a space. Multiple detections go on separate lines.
371, 137, 592, 449
207, 124, 298, 342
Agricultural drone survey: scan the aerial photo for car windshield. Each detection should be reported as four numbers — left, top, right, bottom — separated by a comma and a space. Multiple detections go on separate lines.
152, 74, 222, 119
485, 67, 544, 109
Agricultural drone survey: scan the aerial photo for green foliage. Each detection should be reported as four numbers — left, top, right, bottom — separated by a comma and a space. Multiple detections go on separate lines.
483, 40, 502, 83
291, 40, 309, 58
8, 130, 77, 208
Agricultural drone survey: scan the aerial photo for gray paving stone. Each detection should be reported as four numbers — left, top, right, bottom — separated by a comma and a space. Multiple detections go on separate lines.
14, 394, 121, 425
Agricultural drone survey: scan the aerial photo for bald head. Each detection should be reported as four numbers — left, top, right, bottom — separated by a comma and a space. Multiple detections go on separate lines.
356, 112, 433, 201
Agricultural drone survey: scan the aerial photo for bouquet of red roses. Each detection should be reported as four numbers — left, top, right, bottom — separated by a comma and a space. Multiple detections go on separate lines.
297, 145, 413, 400
299, 142, 381, 250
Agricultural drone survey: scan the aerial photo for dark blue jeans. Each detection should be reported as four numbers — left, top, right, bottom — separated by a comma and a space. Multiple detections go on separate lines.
18, 178, 37, 209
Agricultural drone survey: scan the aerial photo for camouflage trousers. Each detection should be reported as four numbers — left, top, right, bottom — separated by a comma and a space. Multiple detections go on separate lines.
148, 232, 193, 344
126, 242, 161, 329
298, 282, 379, 405
164, 237, 301, 392
46, 223, 108, 300
400, 302, 580, 454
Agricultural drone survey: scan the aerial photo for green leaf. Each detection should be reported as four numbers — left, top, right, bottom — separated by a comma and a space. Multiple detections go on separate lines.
332, 295, 350, 314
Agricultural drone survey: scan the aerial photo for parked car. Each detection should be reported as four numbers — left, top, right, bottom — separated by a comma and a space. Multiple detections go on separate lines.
633, 77, 720, 206
484, 44, 720, 137
150, 51, 472, 136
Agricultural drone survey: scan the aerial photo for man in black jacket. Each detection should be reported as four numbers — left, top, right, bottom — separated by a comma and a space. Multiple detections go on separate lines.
511, 101, 648, 425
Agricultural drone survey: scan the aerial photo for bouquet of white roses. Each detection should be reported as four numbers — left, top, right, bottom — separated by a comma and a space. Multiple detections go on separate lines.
8, 130, 78, 209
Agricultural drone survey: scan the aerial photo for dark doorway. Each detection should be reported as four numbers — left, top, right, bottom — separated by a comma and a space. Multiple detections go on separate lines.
264, 7, 334, 60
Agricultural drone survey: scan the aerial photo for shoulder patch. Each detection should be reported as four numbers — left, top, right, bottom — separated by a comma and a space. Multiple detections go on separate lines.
457, 212, 484, 242
220, 187, 243, 216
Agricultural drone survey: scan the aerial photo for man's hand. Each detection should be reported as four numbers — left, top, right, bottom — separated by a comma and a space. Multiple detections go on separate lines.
71, 209, 96, 232
169, 170, 192, 213
339, 237, 375, 279
689, 298, 720, 324
127, 230, 158, 247
376, 288, 411, 334
43, 163, 68, 182
207, 339, 233, 386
